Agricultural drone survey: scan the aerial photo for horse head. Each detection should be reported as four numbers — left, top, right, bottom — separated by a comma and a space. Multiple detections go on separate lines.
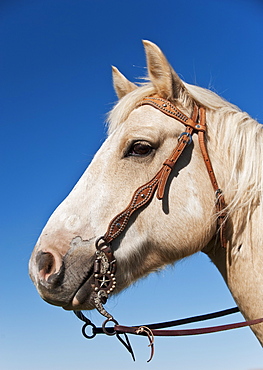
29, 41, 219, 311
29, 42, 263, 349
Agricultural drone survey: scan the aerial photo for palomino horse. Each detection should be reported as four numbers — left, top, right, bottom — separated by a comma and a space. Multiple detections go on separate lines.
29, 41, 263, 346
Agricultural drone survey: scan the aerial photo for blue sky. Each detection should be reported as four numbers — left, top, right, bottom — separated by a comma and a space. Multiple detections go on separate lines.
1, 0, 263, 369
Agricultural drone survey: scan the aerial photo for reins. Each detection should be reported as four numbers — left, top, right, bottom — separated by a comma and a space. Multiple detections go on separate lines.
75, 306, 263, 362
73, 96, 263, 361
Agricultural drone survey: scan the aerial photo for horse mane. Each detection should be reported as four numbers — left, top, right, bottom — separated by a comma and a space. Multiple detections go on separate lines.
107, 81, 263, 224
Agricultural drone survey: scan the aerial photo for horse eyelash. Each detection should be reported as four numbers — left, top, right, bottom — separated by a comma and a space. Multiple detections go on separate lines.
124, 141, 154, 158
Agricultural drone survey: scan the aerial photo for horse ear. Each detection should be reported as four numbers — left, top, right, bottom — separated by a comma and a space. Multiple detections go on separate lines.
143, 40, 185, 100
112, 66, 137, 99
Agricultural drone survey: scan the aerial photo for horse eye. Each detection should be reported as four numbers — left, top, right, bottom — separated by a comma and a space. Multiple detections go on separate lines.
127, 142, 153, 157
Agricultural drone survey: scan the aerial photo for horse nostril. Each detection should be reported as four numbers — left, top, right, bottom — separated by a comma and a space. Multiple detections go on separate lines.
36, 251, 60, 282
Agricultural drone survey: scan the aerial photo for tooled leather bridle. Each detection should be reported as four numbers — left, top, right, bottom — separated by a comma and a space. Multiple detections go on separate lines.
88, 96, 227, 316
74, 96, 263, 361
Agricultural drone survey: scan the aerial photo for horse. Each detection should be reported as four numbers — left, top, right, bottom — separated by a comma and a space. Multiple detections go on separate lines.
29, 40, 263, 346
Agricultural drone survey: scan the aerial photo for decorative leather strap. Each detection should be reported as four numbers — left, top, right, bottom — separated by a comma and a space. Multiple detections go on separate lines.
103, 96, 227, 249
102, 99, 201, 244
155, 102, 199, 200
141, 96, 206, 131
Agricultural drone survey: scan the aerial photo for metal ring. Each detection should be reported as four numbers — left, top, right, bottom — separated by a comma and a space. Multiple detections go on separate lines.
178, 132, 192, 145
95, 236, 108, 251
102, 318, 119, 336
82, 322, 97, 339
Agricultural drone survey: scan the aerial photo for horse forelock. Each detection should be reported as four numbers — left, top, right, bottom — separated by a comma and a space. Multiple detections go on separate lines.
107, 83, 156, 134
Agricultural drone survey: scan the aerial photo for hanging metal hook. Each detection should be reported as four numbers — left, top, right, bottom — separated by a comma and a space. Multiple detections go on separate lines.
135, 326, 155, 362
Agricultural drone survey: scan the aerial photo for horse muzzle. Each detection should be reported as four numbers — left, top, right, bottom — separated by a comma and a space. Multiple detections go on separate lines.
29, 236, 97, 309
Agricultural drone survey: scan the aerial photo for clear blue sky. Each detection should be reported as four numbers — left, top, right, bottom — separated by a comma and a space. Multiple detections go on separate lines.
1, 0, 263, 369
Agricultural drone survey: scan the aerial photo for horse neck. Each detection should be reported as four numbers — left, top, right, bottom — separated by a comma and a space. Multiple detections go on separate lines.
205, 207, 263, 344
203, 107, 263, 344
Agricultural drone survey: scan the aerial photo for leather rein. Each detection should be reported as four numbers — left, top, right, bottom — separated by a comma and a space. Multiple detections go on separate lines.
74, 96, 263, 361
